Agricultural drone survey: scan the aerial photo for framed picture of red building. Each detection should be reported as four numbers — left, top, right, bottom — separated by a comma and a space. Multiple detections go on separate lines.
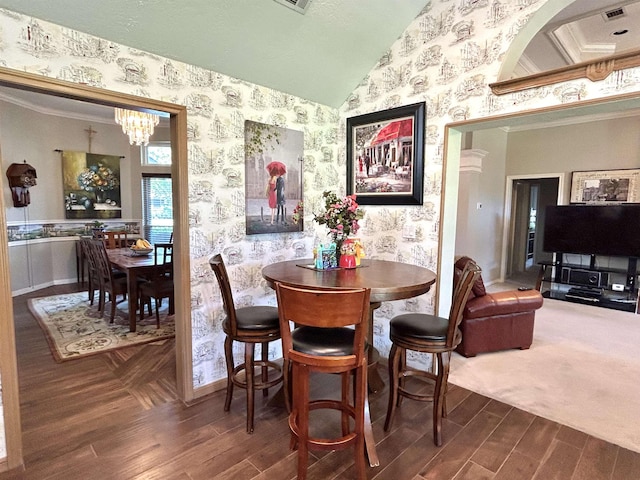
346, 102, 425, 205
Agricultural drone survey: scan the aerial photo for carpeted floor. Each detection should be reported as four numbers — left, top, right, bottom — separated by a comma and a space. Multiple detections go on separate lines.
28, 291, 175, 362
449, 295, 640, 454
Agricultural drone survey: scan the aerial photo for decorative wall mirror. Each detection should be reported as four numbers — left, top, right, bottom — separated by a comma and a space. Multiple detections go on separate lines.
490, 0, 640, 94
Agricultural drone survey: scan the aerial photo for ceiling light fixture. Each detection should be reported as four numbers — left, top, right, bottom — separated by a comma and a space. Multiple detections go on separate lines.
114, 108, 159, 146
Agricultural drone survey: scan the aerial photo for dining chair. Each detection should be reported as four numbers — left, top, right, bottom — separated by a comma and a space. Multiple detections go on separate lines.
79, 237, 100, 305
104, 230, 128, 249
209, 254, 283, 433
274, 282, 371, 480
88, 239, 129, 322
383, 259, 481, 446
139, 243, 174, 327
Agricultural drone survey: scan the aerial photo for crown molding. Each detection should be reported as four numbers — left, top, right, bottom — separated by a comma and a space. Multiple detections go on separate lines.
0, 89, 114, 125
490, 48, 640, 95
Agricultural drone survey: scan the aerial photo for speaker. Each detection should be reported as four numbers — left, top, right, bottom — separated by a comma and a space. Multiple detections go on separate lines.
567, 269, 608, 288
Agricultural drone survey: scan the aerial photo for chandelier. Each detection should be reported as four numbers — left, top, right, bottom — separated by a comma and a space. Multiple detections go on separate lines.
114, 108, 160, 146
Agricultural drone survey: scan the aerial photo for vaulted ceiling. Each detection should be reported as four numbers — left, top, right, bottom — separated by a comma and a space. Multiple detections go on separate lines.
1, 1, 639, 112
0, 0, 429, 108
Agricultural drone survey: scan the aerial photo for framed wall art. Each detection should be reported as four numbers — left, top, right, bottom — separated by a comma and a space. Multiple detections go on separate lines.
244, 120, 304, 235
570, 168, 640, 204
346, 102, 425, 205
61, 150, 123, 219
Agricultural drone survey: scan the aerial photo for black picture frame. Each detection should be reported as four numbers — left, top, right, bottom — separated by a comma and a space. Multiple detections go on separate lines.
346, 102, 425, 205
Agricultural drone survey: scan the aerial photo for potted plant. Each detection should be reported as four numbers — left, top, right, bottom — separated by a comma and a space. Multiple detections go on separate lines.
90, 220, 105, 238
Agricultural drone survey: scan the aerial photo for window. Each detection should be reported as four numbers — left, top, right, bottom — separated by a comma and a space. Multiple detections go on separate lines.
141, 142, 173, 244
143, 141, 172, 165
142, 174, 173, 244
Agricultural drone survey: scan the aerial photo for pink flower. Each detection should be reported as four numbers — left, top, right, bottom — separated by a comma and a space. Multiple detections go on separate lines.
313, 190, 365, 241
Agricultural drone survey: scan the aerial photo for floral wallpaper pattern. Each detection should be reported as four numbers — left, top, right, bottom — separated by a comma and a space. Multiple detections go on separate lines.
1, 1, 640, 456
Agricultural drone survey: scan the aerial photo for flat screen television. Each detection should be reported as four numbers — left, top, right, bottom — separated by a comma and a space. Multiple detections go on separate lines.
543, 204, 640, 257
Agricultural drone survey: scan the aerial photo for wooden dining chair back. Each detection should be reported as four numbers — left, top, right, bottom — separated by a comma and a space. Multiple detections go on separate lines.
80, 237, 100, 306
87, 239, 129, 322
274, 282, 371, 480
139, 243, 174, 327
104, 230, 128, 249
209, 254, 283, 433
384, 259, 481, 446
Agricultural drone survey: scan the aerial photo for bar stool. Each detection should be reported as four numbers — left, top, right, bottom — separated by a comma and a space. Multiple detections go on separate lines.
209, 254, 283, 433
274, 283, 371, 480
384, 259, 481, 446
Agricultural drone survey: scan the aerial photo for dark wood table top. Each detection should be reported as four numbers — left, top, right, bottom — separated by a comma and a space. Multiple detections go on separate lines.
106, 248, 157, 270
262, 258, 436, 303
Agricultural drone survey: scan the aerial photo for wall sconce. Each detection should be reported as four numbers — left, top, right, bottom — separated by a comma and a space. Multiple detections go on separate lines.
6, 161, 37, 207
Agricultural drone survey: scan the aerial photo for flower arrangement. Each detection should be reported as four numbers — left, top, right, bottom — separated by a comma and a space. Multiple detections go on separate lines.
77, 163, 120, 194
313, 191, 364, 242
292, 200, 304, 225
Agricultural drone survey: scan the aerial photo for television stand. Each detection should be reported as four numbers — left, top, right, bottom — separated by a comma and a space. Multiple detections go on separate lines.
539, 257, 638, 313
565, 286, 603, 302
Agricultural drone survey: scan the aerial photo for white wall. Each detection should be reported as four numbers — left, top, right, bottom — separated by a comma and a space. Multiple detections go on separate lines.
0, 99, 142, 292
506, 116, 640, 203
453, 114, 640, 284
1, 100, 135, 222
455, 129, 509, 282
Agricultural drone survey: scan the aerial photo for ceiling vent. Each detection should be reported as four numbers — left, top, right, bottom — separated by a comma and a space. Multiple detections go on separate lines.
273, 0, 312, 14
602, 7, 626, 21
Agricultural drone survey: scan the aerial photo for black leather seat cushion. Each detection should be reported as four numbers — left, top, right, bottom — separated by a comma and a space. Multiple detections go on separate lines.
225, 306, 280, 331
292, 326, 355, 356
389, 313, 449, 341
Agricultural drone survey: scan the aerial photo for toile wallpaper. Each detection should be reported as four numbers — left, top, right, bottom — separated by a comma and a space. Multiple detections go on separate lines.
337, 0, 640, 366
1, 0, 640, 436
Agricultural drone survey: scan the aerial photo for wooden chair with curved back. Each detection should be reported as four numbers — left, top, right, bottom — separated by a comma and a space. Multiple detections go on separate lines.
87, 238, 129, 322
384, 259, 482, 446
79, 237, 100, 306
138, 243, 174, 327
209, 254, 283, 434
274, 282, 371, 480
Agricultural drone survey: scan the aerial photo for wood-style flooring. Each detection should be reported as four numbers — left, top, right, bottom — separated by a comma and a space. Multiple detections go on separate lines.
2, 283, 639, 479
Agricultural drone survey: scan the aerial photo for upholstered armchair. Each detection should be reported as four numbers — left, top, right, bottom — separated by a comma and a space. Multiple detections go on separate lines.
453, 256, 544, 357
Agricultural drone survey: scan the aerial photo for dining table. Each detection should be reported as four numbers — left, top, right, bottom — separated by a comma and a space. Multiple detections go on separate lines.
106, 247, 159, 332
262, 258, 437, 467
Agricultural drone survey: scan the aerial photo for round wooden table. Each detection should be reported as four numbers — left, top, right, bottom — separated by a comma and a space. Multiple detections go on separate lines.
262, 258, 437, 467
262, 258, 436, 303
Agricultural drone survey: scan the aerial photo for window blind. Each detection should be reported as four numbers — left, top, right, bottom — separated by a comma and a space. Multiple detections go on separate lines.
141, 173, 173, 244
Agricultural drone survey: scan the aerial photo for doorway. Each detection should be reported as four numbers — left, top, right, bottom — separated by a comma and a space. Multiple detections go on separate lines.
0, 67, 191, 469
506, 176, 560, 286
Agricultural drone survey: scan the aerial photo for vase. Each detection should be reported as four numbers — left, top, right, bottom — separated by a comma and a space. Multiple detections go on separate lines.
332, 235, 356, 268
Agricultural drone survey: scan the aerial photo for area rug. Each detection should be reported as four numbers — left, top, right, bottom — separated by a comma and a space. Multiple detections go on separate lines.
449, 296, 640, 453
28, 291, 175, 362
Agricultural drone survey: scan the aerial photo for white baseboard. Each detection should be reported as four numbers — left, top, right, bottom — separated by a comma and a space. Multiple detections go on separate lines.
12, 277, 78, 297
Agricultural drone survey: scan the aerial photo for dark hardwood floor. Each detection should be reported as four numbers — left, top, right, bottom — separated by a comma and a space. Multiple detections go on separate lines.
2, 283, 639, 479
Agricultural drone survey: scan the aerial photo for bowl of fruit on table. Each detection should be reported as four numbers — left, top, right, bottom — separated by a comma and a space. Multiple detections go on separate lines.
130, 239, 153, 256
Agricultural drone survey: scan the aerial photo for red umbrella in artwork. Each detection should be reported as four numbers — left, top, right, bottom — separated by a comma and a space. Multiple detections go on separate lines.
266, 161, 287, 176
371, 119, 413, 145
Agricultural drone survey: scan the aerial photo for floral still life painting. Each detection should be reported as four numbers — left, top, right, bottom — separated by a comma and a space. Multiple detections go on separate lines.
62, 150, 122, 220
